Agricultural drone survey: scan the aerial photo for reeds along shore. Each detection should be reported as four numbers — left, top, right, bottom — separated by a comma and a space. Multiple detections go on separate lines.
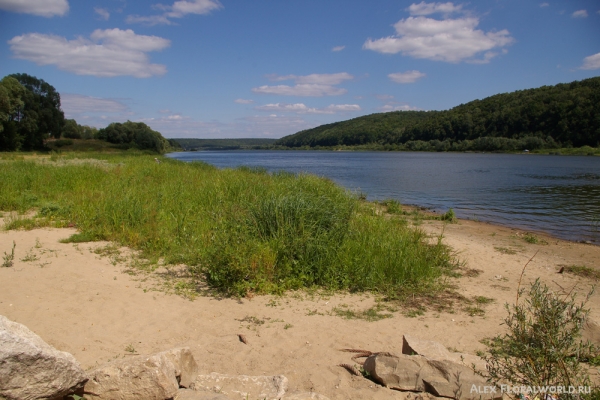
0, 152, 456, 297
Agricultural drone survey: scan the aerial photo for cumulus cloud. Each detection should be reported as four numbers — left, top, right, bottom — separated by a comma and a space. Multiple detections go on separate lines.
332, 45, 345, 52
540, 2, 549, 7
0, 0, 68, 17
253, 85, 347, 97
580, 52, 600, 70
94, 7, 110, 20
572, 9, 588, 18
254, 73, 354, 97
8, 29, 170, 78
255, 103, 360, 114
407, 1, 463, 15
364, 3, 514, 63
127, 0, 221, 25
234, 98, 254, 104
388, 70, 426, 83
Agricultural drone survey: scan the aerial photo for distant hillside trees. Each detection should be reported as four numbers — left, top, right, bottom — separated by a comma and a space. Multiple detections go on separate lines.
0, 73, 65, 151
276, 77, 600, 151
97, 121, 169, 153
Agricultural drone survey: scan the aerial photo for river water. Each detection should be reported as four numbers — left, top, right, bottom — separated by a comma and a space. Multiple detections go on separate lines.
167, 151, 600, 244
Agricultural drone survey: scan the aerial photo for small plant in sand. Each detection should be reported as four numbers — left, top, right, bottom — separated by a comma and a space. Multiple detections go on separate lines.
483, 279, 597, 398
2, 241, 16, 268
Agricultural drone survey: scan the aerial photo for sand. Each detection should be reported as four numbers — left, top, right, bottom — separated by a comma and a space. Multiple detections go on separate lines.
1, 215, 599, 399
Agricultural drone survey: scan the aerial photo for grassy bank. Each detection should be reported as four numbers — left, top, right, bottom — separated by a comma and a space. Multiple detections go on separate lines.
0, 152, 455, 297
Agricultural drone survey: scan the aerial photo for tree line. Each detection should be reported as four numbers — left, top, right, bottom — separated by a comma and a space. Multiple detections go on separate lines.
276, 77, 600, 151
0, 73, 169, 153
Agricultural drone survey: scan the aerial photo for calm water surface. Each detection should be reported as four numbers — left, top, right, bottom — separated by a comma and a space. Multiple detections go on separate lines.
167, 151, 600, 243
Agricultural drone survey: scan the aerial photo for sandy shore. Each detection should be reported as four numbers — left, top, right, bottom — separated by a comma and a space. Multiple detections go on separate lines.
1, 215, 599, 399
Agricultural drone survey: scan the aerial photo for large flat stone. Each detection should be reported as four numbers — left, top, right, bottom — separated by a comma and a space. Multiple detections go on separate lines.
0, 315, 88, 400
402, 334, 487, 372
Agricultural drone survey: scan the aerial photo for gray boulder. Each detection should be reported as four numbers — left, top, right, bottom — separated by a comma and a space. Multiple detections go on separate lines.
363, 352, 500, 400
190, 373, 288, 400
0, 315, 88, 400
84, 347, 198, 400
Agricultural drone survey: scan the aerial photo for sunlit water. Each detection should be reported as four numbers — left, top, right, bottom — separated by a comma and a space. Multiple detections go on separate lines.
167, 151, 600, 244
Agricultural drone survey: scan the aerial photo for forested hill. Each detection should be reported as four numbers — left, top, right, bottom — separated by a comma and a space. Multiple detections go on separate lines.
275, 77, 600, 151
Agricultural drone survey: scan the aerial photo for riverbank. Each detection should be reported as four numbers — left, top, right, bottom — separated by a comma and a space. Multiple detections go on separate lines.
1, 212, 599, 399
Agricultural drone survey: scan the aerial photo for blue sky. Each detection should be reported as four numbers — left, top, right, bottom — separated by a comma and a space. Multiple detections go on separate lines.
1, 0, 599, 139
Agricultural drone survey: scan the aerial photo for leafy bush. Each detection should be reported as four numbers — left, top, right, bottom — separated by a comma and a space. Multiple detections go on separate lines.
484, 279, 597, 398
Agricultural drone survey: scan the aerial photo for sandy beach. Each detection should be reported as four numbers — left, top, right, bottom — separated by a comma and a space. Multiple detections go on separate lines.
1, 215, 599, 399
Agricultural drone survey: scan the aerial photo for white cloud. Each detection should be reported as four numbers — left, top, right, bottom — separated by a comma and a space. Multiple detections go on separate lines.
255, 103, 361, 114
8, 29, 170, 78
580, 52, 600, 70
252, 84, 347, 97
572, 9, 588, 18
167, 0, 222, 17
332, 45, 345, 52
388, 70, 426, 83
407, 1, 463, 16
254, 73, 353, 96
364, 10, 514, 63
267, 72, 354, 85
540, 2, 549, 7
235, 98, 254, 104
0, 0, 68, 17
94, 7, 109, 20
128, 0, 221, 25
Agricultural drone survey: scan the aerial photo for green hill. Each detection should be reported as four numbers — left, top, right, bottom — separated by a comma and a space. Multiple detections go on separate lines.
276, 77, 600, 151
172, 138, 277, 151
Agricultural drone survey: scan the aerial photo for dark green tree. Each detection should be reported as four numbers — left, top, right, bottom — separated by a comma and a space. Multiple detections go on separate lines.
97, 121, 169, 153
7, 73, 65, 150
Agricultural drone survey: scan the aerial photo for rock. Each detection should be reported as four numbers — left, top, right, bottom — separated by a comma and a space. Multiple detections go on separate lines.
175, 388, 232, 399
363, 353, 500, 400
84, 347, 198, 400
160, 348, 199, 388
0, 315, 88, 400
190, 373, 288, 400
402, 334, 487, 372
283, 392, 330, 399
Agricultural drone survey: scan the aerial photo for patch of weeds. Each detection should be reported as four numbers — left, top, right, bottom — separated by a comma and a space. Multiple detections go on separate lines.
20, 249, 40, 262
483, 279, 596, 394
494, 246, 517, 255
404, 307, 425, 318
60, 232, 102, 243
93, 244, 127, 266
2, 241, 16, 268
464, 296, 494, 317
562, 265, 600, 280
306, 309, 323, 316
521, 232, 548, 245
381, 199, 404, 215
266, 299, 280, 307
333, 304, 393, 322
463, 268, 483, 277
284, 323, 293, 330
124, 344, 136, 354
441, 208, 456, 222
34, 238, 42, 248
490, 284, 511, 291
4, 216, 50, 230
237, 315, 267, 326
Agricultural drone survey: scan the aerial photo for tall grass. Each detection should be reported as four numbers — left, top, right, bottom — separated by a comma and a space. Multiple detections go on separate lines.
0, 153, 455, 296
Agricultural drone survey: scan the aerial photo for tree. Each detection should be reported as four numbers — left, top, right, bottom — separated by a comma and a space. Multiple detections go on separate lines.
62, 119, 83, 139
97, 121, 169, 153
0, 76, 27, 150
9, 73, 65, 149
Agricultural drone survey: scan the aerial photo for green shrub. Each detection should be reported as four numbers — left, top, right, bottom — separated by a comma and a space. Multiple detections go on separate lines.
484, 279, 597, 398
